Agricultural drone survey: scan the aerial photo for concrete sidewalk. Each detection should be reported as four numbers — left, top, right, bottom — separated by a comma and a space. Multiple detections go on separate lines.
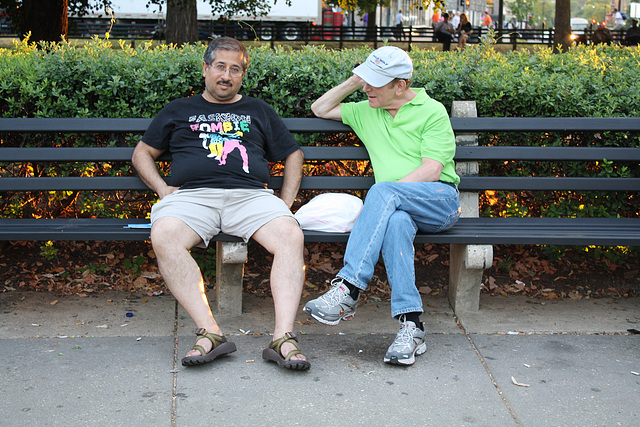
1, 291, 638, 426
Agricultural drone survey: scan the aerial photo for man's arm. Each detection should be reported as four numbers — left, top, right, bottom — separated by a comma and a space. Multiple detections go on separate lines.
397, 158, 444, 183
311, 75, 364, 121
131, 141, 179, 199
279, 148, 304, 208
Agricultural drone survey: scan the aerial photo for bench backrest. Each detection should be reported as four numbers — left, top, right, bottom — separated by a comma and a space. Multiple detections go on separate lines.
1, 117, 640, 193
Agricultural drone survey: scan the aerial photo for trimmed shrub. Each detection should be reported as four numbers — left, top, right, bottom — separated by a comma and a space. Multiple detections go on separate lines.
2, 38, 639, 119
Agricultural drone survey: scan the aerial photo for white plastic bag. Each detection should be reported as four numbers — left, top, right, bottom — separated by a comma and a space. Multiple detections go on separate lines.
294, 193, 363, 233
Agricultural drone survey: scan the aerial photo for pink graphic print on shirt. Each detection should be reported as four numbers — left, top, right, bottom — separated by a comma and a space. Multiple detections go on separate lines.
219, 139, 249, 173
191, 118, 251, 174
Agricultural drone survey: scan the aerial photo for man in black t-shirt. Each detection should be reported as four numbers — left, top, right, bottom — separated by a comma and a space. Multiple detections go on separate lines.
132, 38, 309, 370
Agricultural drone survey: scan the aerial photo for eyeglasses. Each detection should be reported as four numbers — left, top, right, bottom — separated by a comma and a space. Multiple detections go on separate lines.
210, 63, 244, 77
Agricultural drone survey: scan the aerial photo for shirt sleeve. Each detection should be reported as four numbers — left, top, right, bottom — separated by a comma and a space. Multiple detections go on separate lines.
141, 101, 177, 151
420, 103, 456, 166
341, 101, 370, 133
261, 102, 300, 162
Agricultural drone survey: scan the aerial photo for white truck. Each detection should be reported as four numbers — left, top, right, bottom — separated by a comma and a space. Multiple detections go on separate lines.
85, 0, 324, 40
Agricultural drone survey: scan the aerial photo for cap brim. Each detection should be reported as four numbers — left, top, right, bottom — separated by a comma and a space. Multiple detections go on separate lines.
353, 63, 394, 88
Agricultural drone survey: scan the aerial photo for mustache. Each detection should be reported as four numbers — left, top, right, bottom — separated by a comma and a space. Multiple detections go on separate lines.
216, 79, 233, 86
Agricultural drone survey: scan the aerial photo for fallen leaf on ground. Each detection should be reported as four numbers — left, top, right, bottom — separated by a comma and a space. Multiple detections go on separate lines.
425, 254, 439, 263
133, 276, 147, 287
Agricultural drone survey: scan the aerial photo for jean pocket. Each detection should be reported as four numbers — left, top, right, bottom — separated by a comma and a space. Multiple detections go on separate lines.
435, 206, 461, 233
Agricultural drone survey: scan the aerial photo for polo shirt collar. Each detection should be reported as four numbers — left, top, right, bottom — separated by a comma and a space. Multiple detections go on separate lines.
408, 88, 428, 106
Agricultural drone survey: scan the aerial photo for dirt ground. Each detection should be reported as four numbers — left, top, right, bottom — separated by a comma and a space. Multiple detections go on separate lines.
1, 240, 638, 302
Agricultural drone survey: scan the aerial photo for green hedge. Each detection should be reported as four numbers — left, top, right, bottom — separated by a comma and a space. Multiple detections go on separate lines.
0, 38, 638, 246
2, 37, 640, 119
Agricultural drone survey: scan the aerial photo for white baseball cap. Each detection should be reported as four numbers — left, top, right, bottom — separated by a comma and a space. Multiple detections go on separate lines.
353, 46, 413, 88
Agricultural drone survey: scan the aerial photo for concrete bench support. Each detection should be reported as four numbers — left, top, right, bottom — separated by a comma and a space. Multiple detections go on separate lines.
448, 101, 494, 312
215, 241, 248, 315
449, 243, 493, 312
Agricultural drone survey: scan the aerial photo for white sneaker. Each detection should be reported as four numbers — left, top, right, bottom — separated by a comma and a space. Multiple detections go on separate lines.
383, 316, 427, 366
303, 278, 359, 326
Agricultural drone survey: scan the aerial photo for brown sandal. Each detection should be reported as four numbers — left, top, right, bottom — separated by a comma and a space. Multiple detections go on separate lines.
262, 332, 310, 371
181, 328, 237, 366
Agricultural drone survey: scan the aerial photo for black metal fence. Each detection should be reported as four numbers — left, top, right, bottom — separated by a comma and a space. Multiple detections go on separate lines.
0, 18, 630, 47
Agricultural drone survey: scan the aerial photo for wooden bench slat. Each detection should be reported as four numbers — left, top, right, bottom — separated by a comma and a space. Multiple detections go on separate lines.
450, 117, 640, 132
0, 218, 243, 242
458, 177, 640, 192
0, 118, 153, 133
455, 146, 640, 161
1, 217, 637, 246
3, 117, 640, 133
0, 176, 152, 191
0, 147, 137, 162
3, 176, 638, 192
3, 146, 639, 163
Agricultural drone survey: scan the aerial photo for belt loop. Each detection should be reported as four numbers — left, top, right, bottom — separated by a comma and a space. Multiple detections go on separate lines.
437, 180, 457, 192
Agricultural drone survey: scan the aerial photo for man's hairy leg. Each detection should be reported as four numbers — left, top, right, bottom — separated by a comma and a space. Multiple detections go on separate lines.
252, 216, 307, 361
151, 216, 221, 357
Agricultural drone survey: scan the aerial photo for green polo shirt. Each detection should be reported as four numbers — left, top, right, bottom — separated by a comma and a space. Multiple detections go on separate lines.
341, 88, 459, 184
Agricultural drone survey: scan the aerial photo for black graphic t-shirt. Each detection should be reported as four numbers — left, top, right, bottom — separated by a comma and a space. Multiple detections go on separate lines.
142, 95, 299, 190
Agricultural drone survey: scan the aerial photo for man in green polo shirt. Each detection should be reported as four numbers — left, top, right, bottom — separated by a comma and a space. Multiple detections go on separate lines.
304, 46, 461, 366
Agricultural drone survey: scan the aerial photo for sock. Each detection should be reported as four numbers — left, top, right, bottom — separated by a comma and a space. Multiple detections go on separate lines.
341, 279, 360, 300
399, 312, 424, 330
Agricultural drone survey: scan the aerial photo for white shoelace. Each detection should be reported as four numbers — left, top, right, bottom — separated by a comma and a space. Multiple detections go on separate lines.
393, 322, 418, 349
319, 281, 350, 306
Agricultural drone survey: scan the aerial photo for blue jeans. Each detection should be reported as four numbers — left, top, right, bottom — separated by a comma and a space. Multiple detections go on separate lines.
337, 181, 461, 318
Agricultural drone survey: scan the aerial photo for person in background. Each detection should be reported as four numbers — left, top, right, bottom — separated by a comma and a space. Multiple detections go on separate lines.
395, 9, 404, 40
611, 8, 625, 31
450, 11, 461, 31
457, 12, 473, 49
432, 10, 442, 41
482, 11, 493, 29
435, 12, 456, 51
593, 23, 613, 44
624, 18, 640, 45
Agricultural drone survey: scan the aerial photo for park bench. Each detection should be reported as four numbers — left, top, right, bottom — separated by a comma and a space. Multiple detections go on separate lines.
1, 101, 639, 315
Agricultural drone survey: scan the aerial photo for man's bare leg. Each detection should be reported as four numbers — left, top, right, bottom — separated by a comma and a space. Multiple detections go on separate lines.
151, 216, 221, 357
252, 216, 307, 361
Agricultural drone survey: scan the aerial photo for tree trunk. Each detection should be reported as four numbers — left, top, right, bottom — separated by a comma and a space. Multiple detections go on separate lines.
21, 0, 69, 43
553, 0, 571, 52
166, 0, 198, 45
365, 8, 377, 41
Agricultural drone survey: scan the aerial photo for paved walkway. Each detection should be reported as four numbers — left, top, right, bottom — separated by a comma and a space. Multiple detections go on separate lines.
1, 291, 638, 426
